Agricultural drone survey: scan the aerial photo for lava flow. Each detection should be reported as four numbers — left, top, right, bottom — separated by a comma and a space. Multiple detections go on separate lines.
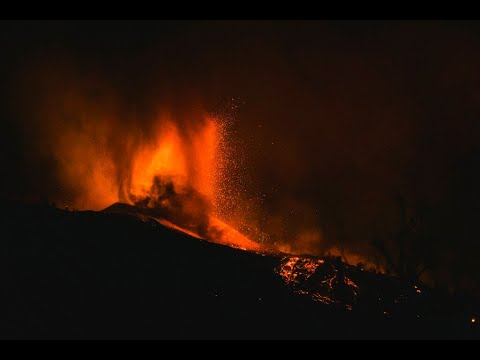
276, 256, 360, 309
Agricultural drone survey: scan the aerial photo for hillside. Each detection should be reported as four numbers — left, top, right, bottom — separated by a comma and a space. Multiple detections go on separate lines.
0, 201, 478, 339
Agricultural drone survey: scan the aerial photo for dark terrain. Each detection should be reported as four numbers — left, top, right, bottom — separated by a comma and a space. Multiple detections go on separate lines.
0, 200, 478, 339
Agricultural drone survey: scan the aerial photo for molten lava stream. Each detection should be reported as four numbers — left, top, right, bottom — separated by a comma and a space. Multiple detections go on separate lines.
156, 215, 261, 252
208, 216, 261, 251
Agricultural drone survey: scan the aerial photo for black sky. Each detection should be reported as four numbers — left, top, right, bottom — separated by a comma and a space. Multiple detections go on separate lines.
2, 20, 480, 292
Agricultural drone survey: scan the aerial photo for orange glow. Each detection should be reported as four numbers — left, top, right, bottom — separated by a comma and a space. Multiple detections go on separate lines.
157, 218, 204, 240
128, 116, 220, 202
155, 214, 261, 251
327, 246, 383, 273
190, 117, 219, 200
129, 121, 188, 203
277, 256, 359, 308
208, 216, 261, 251
26, 73, 371, 261
123, 114, 262, 251
277, 257, 324, 285
21, 66, 376, 261
14, 63, 384, 272
35, 81, 263, 252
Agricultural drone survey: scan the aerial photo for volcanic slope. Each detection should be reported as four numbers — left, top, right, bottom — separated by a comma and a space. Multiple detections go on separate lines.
0, 201, 478, 339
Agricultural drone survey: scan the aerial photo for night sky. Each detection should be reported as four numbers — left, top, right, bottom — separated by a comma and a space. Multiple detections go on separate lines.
2, 20, 480, 293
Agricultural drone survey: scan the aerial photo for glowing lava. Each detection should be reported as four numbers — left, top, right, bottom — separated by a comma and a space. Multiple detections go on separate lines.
156, 213, 261, 250
118, 112, 262, 251
208, 216, 261, 251
276, 256, 360, 308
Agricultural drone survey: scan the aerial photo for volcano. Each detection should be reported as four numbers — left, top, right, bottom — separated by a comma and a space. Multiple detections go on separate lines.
103, 202, 261, 251
0, 200, 478, 339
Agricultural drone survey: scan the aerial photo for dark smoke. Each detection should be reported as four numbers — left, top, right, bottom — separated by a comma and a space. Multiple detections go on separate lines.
130, 176, 211, 238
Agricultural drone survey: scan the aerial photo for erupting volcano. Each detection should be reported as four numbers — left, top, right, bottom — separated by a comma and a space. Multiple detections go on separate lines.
122, 115, 263, 251
4, 20, 480, 339
57, 108, 263, 252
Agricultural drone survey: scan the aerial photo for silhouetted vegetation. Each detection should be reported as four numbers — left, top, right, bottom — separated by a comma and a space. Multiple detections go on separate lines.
371, 196, 431, 283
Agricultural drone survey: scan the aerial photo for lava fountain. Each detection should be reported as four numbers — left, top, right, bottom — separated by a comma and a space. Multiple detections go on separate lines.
22, 69, 263, 251
120, 113, 261, 251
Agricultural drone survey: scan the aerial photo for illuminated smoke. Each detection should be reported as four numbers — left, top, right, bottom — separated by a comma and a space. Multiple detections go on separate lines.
8, 64, 262, 251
